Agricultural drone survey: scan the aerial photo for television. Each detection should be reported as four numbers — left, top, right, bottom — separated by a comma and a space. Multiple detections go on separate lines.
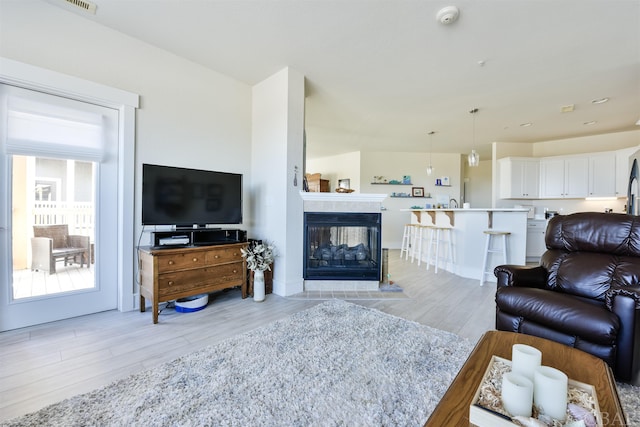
142, 163, 242, 227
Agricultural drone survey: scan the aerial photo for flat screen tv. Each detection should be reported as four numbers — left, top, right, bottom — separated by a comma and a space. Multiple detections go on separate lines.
142, 163, 242, 227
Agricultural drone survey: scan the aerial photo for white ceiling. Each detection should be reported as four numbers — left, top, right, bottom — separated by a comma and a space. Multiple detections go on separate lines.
50, 0, 640, 160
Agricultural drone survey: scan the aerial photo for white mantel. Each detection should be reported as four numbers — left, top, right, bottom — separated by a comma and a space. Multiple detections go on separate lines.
300, 191, 387, 213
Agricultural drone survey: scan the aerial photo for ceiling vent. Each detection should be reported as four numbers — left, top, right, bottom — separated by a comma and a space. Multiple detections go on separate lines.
63, 0, 97, 14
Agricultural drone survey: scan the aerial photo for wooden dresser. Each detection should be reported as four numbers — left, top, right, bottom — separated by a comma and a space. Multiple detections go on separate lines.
138, 242, 247, 323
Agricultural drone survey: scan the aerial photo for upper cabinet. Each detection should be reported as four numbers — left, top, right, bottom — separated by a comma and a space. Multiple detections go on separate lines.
499, 147, 633, 200
540, 156, 588, 198
499, 157, 539, 199
588, 153, 616, 197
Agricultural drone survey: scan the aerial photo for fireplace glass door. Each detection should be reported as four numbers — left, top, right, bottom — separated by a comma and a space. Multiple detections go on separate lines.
304, 212, 381, 281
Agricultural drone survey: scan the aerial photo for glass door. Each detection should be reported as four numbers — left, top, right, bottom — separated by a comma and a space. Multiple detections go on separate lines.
11, 156, 96, 299
0, 83, 119, 331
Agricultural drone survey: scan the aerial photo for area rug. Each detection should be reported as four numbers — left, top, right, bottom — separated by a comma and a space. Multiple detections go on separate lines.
3, 300, 639, 426
2, 300, 471, 426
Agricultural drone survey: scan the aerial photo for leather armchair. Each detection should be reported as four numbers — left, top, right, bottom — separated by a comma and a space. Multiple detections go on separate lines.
495, 212, 640, 385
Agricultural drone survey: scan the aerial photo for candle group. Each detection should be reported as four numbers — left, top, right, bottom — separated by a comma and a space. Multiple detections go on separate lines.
501, 344, 568, 421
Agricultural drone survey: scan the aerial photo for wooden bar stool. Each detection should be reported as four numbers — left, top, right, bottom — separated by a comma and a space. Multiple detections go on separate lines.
480, 230, 510, 286
426, 226, 453, 274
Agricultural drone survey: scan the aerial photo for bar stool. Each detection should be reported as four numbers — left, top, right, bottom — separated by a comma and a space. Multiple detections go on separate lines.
426, 226, 453, 274
480, 230, 511, 286
400, 223, 416, 260
411, 224, 431, 266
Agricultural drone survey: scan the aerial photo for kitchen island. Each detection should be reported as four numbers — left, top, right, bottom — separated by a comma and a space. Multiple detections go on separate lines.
401, 208, 529, 283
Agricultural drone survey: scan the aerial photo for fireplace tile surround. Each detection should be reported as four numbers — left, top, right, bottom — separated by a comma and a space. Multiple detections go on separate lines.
300, 192, 387, 292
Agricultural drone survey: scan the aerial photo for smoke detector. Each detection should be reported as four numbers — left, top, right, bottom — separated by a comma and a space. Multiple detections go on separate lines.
436, 6, 460, 25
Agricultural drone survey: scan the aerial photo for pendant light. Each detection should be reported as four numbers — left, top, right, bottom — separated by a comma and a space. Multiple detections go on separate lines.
427, 131, 435, 176
468, 108, 480, 167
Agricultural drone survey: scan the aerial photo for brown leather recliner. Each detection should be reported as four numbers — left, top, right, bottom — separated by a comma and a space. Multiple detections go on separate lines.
495, 212, 640, 384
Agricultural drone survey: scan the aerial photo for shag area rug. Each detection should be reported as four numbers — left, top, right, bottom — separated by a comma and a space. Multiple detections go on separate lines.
3, 300, 639, 426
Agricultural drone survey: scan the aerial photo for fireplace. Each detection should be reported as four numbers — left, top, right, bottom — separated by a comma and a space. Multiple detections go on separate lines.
304, 212, 381, 281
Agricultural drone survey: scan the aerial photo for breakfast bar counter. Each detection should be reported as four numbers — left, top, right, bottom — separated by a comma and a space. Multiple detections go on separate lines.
401, 208, 529, 282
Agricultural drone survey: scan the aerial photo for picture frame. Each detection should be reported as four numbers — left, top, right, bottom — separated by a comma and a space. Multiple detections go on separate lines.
338, 178, 351, 189
412, 187, 424, 197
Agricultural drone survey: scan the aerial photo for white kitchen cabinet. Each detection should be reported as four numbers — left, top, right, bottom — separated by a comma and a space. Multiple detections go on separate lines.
526, 219, 547, 262
588, 153, 616, 197
540, 156, 588, 198
499, 157, 539, 199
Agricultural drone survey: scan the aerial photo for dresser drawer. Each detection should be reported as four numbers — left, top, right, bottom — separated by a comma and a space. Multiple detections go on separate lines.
155, 251, 207, 273
205, 246, 244, 265
157, 262, 244, 298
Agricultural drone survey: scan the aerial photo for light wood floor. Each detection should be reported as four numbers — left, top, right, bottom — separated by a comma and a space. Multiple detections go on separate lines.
0, 250, 496, 422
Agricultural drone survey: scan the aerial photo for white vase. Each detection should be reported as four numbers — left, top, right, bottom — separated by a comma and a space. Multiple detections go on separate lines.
253, 269, 265, 302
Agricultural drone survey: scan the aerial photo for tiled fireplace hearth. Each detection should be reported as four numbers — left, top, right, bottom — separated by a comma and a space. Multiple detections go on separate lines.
300, 192, 387, 291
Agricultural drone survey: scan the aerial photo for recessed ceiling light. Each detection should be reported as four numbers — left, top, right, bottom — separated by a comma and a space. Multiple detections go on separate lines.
584, 121, 597, 125
519, 122, 532, 127
561, 104, 575, 113
591, 98, 609, 104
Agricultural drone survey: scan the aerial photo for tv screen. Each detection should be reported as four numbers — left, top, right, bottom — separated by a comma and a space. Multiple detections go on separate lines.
142, 164, 242, 227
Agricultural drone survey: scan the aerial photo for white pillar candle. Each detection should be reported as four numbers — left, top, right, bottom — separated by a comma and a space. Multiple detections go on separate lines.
501, 372, 534, 417
533, 366, 568, 421
511, 344, 542, 380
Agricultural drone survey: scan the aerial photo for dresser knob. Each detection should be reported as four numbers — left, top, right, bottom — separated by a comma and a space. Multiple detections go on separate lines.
168, 281, 174, 285
192, 258, 198, 262
168, 260, 174, 265
233, 269, 237, 273
214, 255, 220, 259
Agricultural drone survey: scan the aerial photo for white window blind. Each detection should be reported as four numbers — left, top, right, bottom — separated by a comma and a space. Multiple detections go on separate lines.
1, 84, 115, 161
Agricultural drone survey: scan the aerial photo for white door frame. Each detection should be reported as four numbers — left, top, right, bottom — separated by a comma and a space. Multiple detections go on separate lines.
0, 58, 139, 323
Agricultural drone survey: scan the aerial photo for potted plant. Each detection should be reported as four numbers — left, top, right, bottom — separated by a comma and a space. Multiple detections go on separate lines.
241, 240, 275, 302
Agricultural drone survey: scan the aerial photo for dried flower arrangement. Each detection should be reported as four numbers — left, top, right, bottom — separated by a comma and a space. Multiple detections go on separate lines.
240, 241, 275, 272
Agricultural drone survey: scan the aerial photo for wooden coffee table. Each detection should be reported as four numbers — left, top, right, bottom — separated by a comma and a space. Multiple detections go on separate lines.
425, 330, 626, 426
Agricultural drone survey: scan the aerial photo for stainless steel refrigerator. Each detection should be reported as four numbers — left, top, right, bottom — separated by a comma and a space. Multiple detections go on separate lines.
627, 149, 640, 215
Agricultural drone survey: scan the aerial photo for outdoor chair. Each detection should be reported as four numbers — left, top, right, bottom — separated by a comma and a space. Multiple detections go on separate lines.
31, 224, 90, 274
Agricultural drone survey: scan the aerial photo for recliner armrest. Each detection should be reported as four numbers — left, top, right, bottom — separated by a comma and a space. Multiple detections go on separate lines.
605, 285, 640, 384
606, 286, 640, 311
494, 264, 547, 289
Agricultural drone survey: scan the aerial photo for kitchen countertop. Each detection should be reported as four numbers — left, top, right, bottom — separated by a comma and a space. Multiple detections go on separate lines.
402, 207, 529, 228
401, 208, 530, 212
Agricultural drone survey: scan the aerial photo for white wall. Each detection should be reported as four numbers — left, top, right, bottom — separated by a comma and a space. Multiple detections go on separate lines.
307, 151, 361, 192
1, 2, 253, 300
465, 159, 492, 209
251, 68, 305, 296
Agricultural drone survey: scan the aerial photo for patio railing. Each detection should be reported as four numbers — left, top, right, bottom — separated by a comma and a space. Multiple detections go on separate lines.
32, 201, 94, 236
